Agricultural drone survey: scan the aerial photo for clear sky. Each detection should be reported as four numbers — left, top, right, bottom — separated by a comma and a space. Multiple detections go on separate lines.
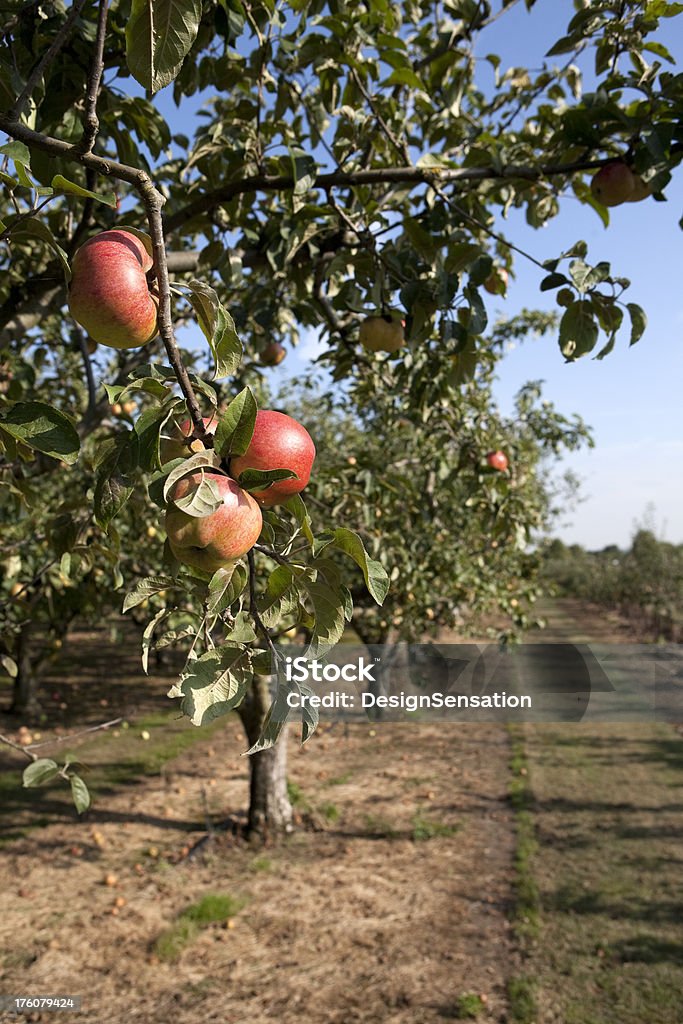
154, 2, 683, 551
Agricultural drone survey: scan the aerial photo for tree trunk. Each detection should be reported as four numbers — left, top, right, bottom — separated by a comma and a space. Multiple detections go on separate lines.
237, 676, 293, 839
9, 622, 41, 717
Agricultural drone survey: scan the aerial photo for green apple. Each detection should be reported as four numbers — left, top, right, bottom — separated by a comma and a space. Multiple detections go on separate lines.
359, 315, 406, 353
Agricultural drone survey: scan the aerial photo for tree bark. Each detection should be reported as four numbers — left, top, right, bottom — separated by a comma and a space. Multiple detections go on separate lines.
9, 622, 41, 717
237, 676, 293, 839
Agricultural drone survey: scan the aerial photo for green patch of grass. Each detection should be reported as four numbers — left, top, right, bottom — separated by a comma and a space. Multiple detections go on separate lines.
324, 772, 352, 787
411, 812, 460, 842
286, 780, 307, 807
249, 856, 273, 873
507, 976, 536, 1024
454, 992, 486, 1019
154, 893, 246, 962
320, 801, 340, 823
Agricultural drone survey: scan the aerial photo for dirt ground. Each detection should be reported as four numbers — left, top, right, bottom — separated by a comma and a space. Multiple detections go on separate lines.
0, 624, 517, 1024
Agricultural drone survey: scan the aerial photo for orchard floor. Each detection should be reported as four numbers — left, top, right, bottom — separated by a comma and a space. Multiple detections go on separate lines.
1, 601, 682, 1024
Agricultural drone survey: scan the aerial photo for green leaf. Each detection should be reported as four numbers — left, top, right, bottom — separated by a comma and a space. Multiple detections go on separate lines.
123, 575, 178, 613
237, 467, 298, 493
8, 217, 72, 283
126, 0, 202, 94
213, 387, 257, 457
23, 759, 60, 788
207, 563, 247, 617
69, 774, 91, 814
259, 565, 300, 628
142, 607, 170, 672
0, 402, 80, 464
163, 449, 222, 503
558, 301, 599, 359
186, 280, 242, 379
51, 174, 117, 209
174, 646, 252, 726
302, 579, 347, 659
383, 67, 425, 90
173, 473, 223, 518
284, 494, 315, 548
540, 271, 568, 292
94, 474, 134, 531
324, 528, 389, 605
626, 303, 647, 346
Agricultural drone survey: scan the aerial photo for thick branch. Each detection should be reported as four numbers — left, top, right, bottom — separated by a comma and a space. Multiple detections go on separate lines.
164, 156, 613, 233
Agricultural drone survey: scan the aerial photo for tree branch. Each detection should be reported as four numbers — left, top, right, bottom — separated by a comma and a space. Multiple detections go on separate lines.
8, 0, 89, 122
77, 0, 110, 155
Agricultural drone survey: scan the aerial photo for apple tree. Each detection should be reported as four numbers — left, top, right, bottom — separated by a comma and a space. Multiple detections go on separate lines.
0, 0, 681, 831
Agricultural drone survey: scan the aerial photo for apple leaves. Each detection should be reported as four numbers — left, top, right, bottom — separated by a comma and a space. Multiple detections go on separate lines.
126, 0, 202, 94
213, 388, 257, 458
0, 402, 80, 464
168, 645, 253, 726
186, 280, 242, 380
315, 528, 390, 605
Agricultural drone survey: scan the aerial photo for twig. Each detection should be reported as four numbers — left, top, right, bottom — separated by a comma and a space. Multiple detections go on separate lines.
78, 0, 110, 155
253, 544, 299, 568
75, 327, 98, 416
351, 67, 411, 165
26, 717, 123, 750
247, 548, 281, 664
0, 732, 38, 761
8, 0, 88, 122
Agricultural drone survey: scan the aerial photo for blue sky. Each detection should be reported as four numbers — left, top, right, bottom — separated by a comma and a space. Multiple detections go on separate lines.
154, 2, 683, 551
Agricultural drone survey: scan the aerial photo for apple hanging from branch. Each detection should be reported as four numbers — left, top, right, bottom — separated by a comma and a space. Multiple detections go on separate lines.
68, 229, 159, 349
359, 314, 406, 353
160, 416, 217, 465
261, 342, 286, 366
486, 450, 509, 472
165, 472, 263, 573
590, 162, 636, 207
230, 410, 316, 507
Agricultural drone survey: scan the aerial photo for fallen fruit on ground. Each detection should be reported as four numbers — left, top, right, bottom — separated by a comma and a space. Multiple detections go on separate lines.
165, 472, 263, 571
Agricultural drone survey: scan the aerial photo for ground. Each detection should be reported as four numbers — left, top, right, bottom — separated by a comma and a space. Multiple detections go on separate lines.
0, 600, 681, 1023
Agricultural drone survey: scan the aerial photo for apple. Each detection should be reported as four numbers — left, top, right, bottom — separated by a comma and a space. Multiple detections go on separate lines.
484, 268, 508, 296
626, 174, 651, 203
590, 162, 636, 207
261, 342, 286, 366
160, 416, 217, 464
359, 315, 406, 353
165, 472, 262, 573
230, 410, 316, 507
486, 450, 509, 472
68, 229, 159, 349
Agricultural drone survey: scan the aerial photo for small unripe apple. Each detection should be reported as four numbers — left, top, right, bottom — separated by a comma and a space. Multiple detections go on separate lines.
146, 526, 157, 539
626, 174, 651, 203
160, 416, 217, 464
69, 229, 159, 349
165, 473, 262, 573
486, 450, 509, 472
230, 410, 316, 507
122, 401, 136, 415
111, 403, 123, 416
359, 315, 406, 353
347, 456, 357, 466
10, 582, 26, 600
590, 162, 636, 207
261, 342, 286, 366
484, 268, 508, 296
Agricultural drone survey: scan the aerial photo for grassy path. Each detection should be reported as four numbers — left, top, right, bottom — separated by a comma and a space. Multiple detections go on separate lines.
514, 600, 683, 1024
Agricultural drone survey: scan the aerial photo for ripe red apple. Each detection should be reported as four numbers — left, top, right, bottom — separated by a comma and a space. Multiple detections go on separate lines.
261, 342, 286, 366
359, 315, 406, 353
230, 410, 316, 507
486, 450, 509, 472
484, 268, 508, 296
165, 473, 262, 573
69, 229, 159, 349
160, 416, 217, 464
590, 162, 636, 207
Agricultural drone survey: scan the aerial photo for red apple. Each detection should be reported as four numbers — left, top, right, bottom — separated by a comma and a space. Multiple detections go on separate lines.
160, 416, 217, 464
626, 174, 651, 203
359, 315, 406, 353
484, 268, 508, 296
590, 162, 636, 207
486, 450, 509, 472
69, 229, 159, 349
261, 342, 286, 366
165, 473, 262, 573
230, 410, 316, 507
